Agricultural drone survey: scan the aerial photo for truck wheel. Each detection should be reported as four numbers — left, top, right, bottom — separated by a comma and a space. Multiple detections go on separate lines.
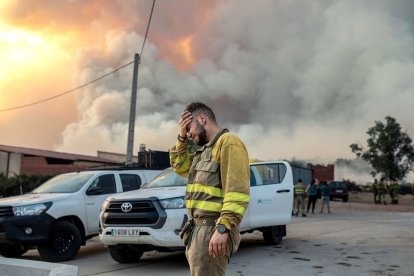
108, 245, 144, 263
263, 226, 283, 245
343, 196, 348, 202
38, 221, 81, 262
0, 244, 28, 257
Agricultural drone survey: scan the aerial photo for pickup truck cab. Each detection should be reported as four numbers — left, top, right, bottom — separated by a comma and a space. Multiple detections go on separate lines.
0, 168, 160, 262
99, 161, 293, 263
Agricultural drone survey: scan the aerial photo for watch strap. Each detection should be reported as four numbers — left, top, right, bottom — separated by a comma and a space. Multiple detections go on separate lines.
177, 134, 187, 143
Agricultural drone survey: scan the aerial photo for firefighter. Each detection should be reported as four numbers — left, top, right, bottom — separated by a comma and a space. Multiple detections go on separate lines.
373, 179, 379, 204
412, 182, 414, 200
293, 179, 307, 217
377, 178, 387, 205
170, 102, 250, 276
389, 179, 399, 204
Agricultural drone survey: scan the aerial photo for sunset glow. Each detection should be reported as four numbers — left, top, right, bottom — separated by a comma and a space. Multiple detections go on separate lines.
178, 36, 195, 67
0, 27, 66, 82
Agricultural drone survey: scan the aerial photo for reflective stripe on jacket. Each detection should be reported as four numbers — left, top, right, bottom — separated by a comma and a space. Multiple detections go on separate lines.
294, 183, 305, 195
389, 182, 399, 190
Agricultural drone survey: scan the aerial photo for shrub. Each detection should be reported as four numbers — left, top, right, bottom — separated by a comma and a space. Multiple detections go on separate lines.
0, 174, 54, 197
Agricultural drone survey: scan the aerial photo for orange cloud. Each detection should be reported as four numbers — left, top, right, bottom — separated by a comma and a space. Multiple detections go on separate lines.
160, 35, 196, 71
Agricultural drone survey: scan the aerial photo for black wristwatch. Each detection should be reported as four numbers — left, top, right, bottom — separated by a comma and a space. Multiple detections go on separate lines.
216, 224, 229, 234
177, 134, 187, 143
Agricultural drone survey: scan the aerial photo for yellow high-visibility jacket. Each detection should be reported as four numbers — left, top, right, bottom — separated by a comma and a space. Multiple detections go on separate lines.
294, 183, 305, 196
378, 182, 387, 192
170, 128, 250, 229
389, 181, 399, 190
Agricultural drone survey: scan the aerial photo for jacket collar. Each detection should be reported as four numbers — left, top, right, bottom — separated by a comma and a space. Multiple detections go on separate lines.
196, 128, 229, 152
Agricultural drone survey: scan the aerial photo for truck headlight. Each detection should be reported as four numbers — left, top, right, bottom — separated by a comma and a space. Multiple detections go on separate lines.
160, 197, 185, 209
13, 202, 52, 216
101, 198, 111, 211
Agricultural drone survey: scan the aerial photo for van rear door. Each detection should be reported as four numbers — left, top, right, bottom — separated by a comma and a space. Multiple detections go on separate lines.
242, 162, 293, 229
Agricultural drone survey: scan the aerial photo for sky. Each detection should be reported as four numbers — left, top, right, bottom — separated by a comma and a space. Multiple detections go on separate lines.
1, 0, 414, 183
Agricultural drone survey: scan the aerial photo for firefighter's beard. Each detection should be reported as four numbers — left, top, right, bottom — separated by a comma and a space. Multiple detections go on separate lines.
195, 121, 208, 146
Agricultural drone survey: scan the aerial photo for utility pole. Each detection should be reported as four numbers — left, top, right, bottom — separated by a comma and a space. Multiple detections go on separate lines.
126, 53, 140, 166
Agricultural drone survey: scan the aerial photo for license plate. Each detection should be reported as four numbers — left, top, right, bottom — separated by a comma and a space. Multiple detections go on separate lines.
336, 189, 343, 193
111, 228, 140, 237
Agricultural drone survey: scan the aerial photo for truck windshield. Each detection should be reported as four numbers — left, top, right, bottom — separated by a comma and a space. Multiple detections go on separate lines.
32, 173, 93, 193
143, 168, 187, 188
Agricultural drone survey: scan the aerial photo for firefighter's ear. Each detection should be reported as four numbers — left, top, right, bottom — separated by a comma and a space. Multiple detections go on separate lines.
198, 113, 207, 126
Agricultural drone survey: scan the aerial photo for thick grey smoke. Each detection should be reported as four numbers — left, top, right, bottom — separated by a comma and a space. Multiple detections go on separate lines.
55, 0, 414, 182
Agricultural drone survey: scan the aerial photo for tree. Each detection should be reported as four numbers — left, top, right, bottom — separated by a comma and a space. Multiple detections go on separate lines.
350, 116, 414, 181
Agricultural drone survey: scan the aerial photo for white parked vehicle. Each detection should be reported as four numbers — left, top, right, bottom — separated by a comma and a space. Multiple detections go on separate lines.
0, 168, 161, 262
99, 161, 293, 263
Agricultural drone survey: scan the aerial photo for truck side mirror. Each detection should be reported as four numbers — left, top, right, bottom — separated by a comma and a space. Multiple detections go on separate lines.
86, 187, 104, 195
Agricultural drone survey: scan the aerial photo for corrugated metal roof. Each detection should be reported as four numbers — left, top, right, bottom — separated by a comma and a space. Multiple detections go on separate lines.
0, 144, 118, 163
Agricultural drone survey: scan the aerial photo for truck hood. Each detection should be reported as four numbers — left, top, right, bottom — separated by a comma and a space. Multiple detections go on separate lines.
107, 186, 186, 201
0, 193, 72, 206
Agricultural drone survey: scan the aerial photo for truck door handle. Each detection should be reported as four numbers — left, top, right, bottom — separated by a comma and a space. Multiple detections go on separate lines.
276, 189, 290, 193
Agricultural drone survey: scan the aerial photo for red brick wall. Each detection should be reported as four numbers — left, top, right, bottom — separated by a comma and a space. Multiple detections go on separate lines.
312, 164, 334, 182
20, 157, 105, 176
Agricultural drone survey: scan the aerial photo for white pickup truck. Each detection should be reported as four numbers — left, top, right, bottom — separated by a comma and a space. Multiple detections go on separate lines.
0, 168, 160, 262
99, 161, 294, 263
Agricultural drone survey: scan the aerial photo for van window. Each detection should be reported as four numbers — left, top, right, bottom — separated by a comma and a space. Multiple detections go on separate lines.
250, 163, 286, 185
33, 173, 93, 193
120, 174, 142, 192
144, 168, 187, 188
250, 169, 257, 186
87, 174, 116, 194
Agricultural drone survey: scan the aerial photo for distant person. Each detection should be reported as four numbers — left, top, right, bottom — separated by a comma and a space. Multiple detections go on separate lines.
373, 179, 379, 204
411, 182, 414, 200
377, 178, 387, 205
389, 179, 399, 204
320, 182, 331, 213
306, 179, 319, 214
293, 179, 307, 217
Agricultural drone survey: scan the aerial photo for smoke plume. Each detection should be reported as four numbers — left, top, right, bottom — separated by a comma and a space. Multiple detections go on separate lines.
2, 0, 414, 182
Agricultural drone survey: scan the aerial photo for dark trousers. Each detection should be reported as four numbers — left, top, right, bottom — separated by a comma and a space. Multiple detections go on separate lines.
307, 195, 318, 213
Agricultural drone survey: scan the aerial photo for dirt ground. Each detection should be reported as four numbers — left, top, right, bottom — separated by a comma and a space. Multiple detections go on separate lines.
331, 192, 414, 212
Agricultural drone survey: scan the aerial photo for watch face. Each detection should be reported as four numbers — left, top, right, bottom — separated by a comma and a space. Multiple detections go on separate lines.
217, 224, 227, 234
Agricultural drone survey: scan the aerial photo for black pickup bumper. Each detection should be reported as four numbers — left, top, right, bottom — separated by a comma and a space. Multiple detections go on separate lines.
0, 214, 55, 246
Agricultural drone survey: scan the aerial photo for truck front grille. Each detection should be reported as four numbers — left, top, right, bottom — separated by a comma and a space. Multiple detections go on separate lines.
102, 199, 166, 229
0, 206, 13, 217
107, 201, 155, 213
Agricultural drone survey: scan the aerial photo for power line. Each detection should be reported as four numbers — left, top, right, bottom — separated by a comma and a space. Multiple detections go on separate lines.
0, 0, 157, 113
140, 0, 156, 58
0, 61, 134, 112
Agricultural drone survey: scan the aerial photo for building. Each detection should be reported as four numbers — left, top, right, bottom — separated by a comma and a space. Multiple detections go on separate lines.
137, 144, 170, 169
311, 164, 335, 182
97, 150, 139, 164
0, 144, 119, 177
98, 144, 170, 169
0, 144, 171, 177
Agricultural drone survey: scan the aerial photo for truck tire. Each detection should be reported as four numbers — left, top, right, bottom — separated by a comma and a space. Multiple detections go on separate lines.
263, 226, 283, 245
343, 196, 348, 202
108, 245, 144, 263
38, 221, 81, 262
0, 243, 28, 257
